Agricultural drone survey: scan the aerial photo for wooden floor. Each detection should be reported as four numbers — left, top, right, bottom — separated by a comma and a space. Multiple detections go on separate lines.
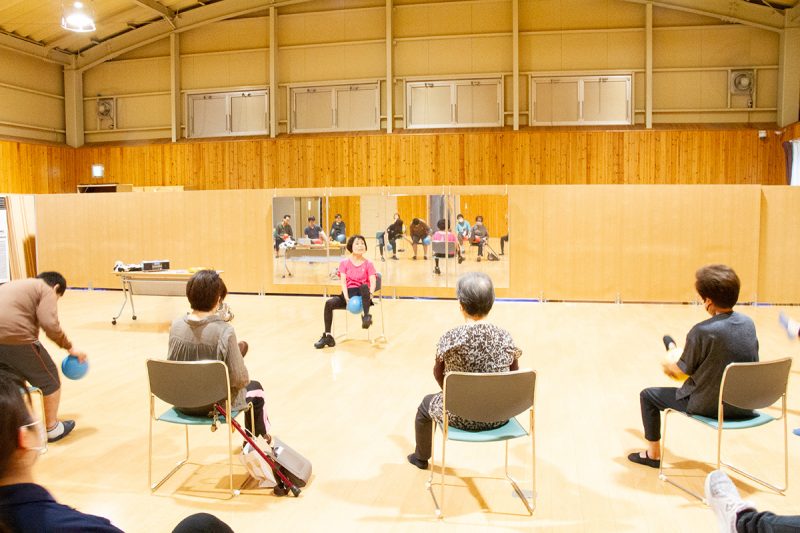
34, 290, 800, 532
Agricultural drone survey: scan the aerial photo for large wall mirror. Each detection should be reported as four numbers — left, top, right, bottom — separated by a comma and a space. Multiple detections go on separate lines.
271, 188, 508, 290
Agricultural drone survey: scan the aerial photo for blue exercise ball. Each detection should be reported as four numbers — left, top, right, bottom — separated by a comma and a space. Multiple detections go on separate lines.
423, 236, 431, 245
347, 295, 363, 314
61, 355, 88, 380
386, 242, 393, 252
336, 233, 346, 243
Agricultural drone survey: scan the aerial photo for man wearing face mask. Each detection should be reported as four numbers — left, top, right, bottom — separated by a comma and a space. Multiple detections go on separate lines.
627, 264, 759, 469
0, 366, 235, 533
0, 365, 122, 531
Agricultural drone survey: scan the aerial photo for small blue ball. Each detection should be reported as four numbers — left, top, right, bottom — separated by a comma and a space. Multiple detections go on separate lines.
386, 243, 393, 252
61, 355, 88, 380
347, 295, 363, 314
423, 236, 431, 245
336, 234, 345, 243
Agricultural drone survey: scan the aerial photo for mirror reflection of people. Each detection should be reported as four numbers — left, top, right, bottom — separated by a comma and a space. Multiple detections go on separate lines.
304, 216, 327, 243
274, 214, 294, 258
500, 234, 509, 255
455, 214, 470, 260
380, 213, 403, 261
329, 214, 346, 243
432, 219, 462, 275
628, 265, 758, 469
168, 270, 270, 441
469, 215, 489, 261
315, 235, 377, 349
409, 218, 431, 260
0, 272, 88, 443
407, 272, 521, 469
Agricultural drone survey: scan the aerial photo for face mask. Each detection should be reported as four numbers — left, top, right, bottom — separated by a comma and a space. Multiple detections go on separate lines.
20, 420, 46, 455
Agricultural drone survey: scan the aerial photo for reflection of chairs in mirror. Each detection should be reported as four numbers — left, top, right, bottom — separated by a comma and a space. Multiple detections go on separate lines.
335, 273, 387, 345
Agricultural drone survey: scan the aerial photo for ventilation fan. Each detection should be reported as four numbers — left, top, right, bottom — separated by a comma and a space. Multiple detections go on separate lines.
97, 98, 115, 118
730, 70, 754, 95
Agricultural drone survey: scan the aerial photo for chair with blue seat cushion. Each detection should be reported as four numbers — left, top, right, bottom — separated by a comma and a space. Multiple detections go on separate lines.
427, 369, 536, 518
659, 357, 792, 501
146, 359, 253, 497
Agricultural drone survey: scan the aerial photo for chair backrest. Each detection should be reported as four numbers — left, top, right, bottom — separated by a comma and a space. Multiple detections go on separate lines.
720, 357, 792, 410
431, 240, 456, 256
146, 359, 230, 408
443, 370, 536, 423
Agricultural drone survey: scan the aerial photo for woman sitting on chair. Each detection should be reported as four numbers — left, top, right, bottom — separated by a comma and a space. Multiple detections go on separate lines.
432, 219, 462, 275
167, 270, 270, 440
315, 235, 377, 349
407, 272, 522, 469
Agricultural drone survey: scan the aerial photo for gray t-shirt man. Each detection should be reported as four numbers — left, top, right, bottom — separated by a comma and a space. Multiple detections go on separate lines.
676, 311, 759, 418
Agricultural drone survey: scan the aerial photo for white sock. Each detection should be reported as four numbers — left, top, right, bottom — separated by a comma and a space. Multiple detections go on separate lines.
47, 421, 64, 438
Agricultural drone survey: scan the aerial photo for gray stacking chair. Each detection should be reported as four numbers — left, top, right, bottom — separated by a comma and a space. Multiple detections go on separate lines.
146, 359, 253, 497
427, 369, 536, 518
659, 357, 792, 501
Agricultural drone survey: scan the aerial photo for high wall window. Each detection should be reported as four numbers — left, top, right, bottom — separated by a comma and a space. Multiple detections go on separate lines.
187, 90, 268, 138
289, 82, 380, 134
406, 77, 503, 129
531, 75, 632, 126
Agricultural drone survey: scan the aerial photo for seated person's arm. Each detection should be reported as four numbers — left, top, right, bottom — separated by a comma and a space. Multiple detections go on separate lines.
340, 272, 349, 301
433, 358, 445, 389
510, 358, 519, 371
662, 360, 688, 380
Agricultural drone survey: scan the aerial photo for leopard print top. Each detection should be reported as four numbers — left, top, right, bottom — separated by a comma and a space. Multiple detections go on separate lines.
428, 322, 522, 431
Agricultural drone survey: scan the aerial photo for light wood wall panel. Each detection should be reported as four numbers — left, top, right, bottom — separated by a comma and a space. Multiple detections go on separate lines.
458, 195, 508, 236
396, 195, 428, 226
758, 187, 800, 303
0, 140, 74, 193
35, 190, 272, 292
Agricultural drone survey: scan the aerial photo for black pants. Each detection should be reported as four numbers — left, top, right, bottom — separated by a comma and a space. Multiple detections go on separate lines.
639, 387, 688, 442
500, 234, 509, 253
245, 380, 268, 438
323, 285, 372, 332
413, 394, 436, 461
433, 253, 454, 268
737, 510, 800, 532
377, 233, 398, 258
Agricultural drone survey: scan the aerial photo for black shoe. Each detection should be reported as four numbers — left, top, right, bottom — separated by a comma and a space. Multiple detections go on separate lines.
412, 256, 417, 260
423, 256, 428, 260
627, 451, 660, 469
477, 256, 482, 262
391, 255, 399, 260
434, 267, 441, 275
663, 335, 677, 351
457, 255, 464, 264
47, 420, 76, 443
381, 257, 386, 262
407, 453, 429, 470
314, 333, 335, 349
362, 314, 373, 329
500, 252, 505, 256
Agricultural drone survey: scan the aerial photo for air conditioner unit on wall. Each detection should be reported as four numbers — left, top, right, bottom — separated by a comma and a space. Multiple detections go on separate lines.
96, 97, 116, 130
730, 70, 755, 95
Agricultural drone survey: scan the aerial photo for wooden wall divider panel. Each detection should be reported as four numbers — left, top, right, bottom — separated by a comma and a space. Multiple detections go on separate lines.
758, 187, 800, 304
33, 185, 793, 304
35, 190, 272, 293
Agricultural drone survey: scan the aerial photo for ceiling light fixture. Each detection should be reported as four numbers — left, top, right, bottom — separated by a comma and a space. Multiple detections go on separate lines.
61, 1, 96, 33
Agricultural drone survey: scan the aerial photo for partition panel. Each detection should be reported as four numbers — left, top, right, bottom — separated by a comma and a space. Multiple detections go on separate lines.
758, 187, 800, 303
36, 190, 271, 292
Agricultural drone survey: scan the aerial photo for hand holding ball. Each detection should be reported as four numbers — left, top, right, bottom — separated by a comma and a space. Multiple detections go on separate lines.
62, 355, 89, 380
347, 296, 363, 314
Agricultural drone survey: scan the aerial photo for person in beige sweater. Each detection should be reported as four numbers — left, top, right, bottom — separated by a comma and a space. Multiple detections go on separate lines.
0, 272, 88, 443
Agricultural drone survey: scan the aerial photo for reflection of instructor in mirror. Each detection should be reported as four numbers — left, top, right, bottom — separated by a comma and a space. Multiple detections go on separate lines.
304, 216, 328, 243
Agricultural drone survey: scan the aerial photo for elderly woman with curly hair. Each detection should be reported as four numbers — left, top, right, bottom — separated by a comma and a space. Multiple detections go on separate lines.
407, 271, 522, 469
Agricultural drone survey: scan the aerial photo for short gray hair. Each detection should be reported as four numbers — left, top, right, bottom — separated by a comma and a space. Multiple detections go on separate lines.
456, 272, 495, 317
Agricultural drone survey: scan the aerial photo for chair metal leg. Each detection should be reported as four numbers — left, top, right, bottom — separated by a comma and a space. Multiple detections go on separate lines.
658, 409, 706, 502
426, 420, 442, 517
28, 387, 46, 454
370, 293, 388, 345
150, 422, 191, 493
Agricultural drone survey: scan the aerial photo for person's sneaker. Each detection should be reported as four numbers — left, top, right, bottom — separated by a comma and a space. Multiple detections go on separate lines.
705, 470, 755, 533
238, 341, 249, 357
391, 255, 399, 260
662, 335, 677, 351
381, 256, 386, 262
47, 420, 76, 443
434, 266, 441, 275
779, 312, 800, 339
477, 256, 482, 262
412, 256, 417, 260
362, 314, 373, 329
424, 256, 428, 260
407, 453, 429, 470
457, 255, 464, 264
314, 333, 336, 349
